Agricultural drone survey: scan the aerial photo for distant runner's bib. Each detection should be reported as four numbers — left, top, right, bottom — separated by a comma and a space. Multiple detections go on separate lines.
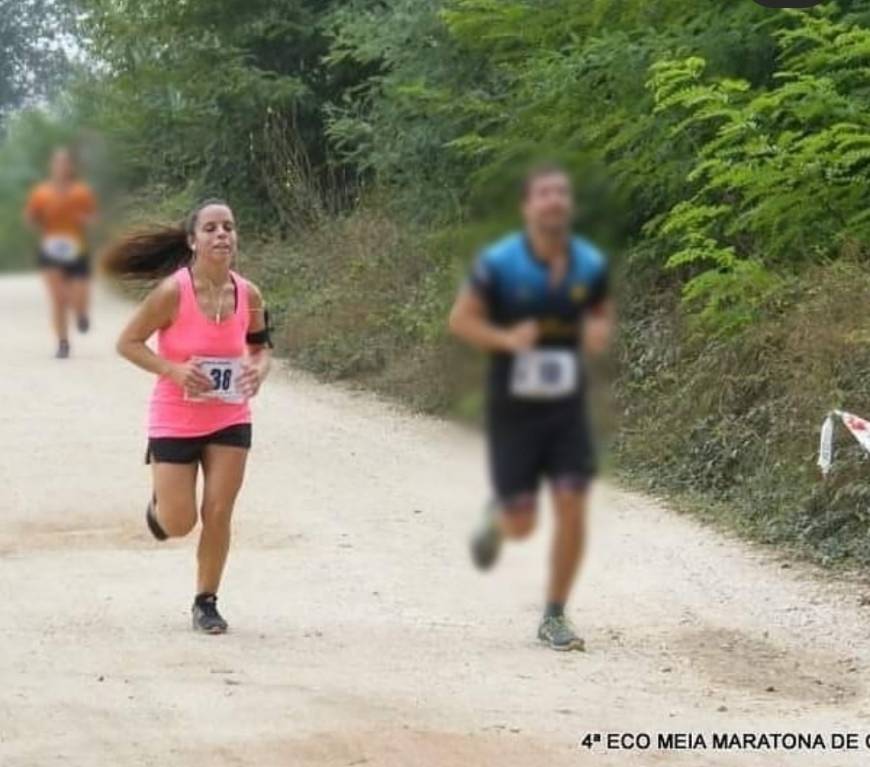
42, 236, 82, 263
188, 357, 245, 404
510, 349, 579, 400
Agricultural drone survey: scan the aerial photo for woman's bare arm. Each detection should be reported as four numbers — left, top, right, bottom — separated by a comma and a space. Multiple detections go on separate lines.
238, 282, 272, 398
116, 278, 212, 394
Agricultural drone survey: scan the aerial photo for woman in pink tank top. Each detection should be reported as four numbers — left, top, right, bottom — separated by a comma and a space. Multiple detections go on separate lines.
107, 200, 272, 634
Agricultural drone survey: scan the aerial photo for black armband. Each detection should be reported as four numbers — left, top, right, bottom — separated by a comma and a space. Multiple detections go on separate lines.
246, 309, 274, 348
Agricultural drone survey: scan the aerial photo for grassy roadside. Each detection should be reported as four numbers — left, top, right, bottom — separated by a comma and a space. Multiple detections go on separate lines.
254, 208, 870, 571
611, 260, 870, 569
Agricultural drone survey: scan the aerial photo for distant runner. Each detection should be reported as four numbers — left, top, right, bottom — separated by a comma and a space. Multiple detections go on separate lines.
107, 199, 272, 634
449, 165, 614, 651
24, 147, 98, 358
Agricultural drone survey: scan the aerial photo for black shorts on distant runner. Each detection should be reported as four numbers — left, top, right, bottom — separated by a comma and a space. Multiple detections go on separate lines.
487, 402, 596, 506
146, 423, 252, 465
37, 250, 92, 279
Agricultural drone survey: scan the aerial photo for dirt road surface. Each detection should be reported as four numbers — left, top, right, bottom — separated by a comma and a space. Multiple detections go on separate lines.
2, 273, 870, 766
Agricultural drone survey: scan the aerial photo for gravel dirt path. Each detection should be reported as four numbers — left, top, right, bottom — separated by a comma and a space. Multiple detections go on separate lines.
2, 274, 870, 766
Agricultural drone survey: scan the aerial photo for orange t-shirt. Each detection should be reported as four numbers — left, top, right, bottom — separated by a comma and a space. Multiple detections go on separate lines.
25, 182, 97, 244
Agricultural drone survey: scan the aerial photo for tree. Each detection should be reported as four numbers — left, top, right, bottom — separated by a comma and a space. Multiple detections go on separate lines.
73, 0, 360, 227
0, 0, 71, 125
651, 11, 870, 334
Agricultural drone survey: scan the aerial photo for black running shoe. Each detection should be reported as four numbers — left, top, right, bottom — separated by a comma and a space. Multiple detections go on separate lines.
192, 594, 228, 634
56, 340, 70, 359
77, 315, 90, 334
146, 496, 168, 541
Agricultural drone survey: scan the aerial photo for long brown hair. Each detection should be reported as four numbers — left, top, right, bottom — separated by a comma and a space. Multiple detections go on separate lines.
102, 198, 230, 280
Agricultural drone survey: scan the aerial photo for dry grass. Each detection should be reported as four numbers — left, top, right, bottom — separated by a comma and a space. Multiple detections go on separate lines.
614, 259, 870, 564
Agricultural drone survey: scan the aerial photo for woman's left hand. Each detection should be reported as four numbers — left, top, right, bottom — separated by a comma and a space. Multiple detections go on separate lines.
238, 361, 264, 399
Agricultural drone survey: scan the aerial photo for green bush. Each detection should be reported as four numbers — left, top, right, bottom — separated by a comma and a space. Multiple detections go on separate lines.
649, 12, 870, 333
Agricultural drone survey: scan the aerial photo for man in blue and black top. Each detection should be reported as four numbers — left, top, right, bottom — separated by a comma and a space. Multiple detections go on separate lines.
449, 164, 614, 652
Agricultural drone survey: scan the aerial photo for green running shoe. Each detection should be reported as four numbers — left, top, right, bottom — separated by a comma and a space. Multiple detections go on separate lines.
470, 500, 503, 571
538, 615, 585, 652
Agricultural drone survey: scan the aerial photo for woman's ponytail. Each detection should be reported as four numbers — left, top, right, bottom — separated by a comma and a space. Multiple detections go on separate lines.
102, 226, 192, 280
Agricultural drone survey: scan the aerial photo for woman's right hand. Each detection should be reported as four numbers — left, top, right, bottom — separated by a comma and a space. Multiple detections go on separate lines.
166, 361, 214, 397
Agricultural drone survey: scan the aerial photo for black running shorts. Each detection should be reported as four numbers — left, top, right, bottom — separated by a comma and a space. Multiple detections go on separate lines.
146, 423, 252, 465
38, 249, 92, 279
486, 400, 596, 505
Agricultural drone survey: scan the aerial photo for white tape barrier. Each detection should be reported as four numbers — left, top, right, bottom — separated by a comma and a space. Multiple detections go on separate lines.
818, 410, 870, 476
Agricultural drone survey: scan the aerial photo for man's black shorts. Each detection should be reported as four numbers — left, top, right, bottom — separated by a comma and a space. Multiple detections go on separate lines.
37, 250, 92, 279
486, 400, 596, 503
146, 423, 252, 465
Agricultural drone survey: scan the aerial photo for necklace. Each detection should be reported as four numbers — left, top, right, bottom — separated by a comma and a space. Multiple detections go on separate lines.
191, 262, 232, 322
204, 276, 230, 323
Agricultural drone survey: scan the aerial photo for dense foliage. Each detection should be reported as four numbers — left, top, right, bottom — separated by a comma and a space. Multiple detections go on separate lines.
72, 0, 362, 227
651, 12, 870, 334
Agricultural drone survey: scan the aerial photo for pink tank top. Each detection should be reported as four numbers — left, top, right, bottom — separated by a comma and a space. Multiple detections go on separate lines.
148, 267, 252, 438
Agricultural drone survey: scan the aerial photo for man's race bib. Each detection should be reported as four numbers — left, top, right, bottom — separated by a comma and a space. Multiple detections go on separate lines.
510, 349, 579, 400
188, 357, 245, 404
42, 236, 82, 263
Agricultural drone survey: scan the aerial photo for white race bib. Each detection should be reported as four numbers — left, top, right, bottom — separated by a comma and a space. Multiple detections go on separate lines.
188, 357, 245, 404
510, 349, 579, 400
42, 236, 82, 263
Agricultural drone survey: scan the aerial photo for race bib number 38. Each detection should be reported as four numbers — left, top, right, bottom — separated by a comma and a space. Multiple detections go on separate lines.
188, 357, 245, 404
510, 350, 579, 400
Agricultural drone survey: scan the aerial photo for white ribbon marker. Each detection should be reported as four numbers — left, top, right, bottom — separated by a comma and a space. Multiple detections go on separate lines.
818, 410, 870, 476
